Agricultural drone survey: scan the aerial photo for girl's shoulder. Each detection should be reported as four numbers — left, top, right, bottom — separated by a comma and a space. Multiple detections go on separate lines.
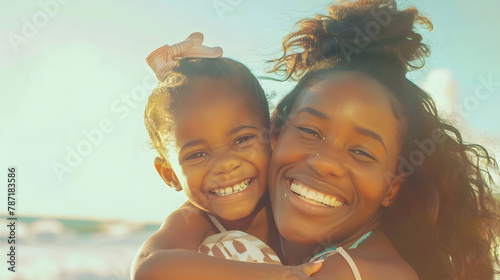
167, 201, 217, 233
153, 201, 215, 250
312, 232, 418, 280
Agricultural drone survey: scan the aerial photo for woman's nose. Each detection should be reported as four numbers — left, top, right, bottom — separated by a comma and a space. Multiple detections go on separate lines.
210, 153, 242, 176
307, 151, 347, 178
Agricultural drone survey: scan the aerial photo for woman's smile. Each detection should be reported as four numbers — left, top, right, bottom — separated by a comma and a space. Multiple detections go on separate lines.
269, 72, 403, 244
281, 175, 350, 216
290, 179, 346, 208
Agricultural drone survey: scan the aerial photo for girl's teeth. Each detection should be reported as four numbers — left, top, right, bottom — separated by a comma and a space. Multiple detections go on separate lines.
290, 181, 345, 208
211, 179, 251, 196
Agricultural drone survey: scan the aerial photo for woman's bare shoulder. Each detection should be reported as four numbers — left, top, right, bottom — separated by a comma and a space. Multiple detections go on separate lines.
311, 232, 418, 280
353, 250, 418, 280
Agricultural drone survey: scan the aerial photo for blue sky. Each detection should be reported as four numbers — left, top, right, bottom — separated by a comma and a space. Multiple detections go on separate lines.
1, 0, 499, 222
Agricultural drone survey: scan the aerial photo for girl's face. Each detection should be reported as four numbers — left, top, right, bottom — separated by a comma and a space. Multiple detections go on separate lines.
269, 72, 404, 246
164, 78, 270, 221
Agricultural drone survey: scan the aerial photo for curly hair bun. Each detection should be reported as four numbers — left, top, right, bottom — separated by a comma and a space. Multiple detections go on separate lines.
271, 0, 432, 80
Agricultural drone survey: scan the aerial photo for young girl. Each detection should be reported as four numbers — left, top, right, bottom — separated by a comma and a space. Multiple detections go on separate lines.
266, 0, 500, 279
131, 33, 321, 280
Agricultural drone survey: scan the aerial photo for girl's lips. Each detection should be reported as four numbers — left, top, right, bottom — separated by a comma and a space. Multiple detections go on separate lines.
209, 178, 252, 196
206, 178, 256, 201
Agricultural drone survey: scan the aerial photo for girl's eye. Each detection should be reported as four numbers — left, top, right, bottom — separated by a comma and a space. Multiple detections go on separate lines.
297, 126, 322, 139
185, 152, 207, 160
350, 149, 376, 161
234, 135, 255, 145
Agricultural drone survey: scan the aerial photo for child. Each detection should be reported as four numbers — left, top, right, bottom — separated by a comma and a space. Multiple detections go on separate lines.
131, 33, 320, 280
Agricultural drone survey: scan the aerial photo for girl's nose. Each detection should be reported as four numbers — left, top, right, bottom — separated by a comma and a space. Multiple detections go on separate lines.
210, 153, 242, 176
307, 151, 347, 178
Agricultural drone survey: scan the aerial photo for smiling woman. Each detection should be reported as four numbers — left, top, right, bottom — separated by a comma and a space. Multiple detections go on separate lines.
267, 0, 500, 279
270, 72, 404, 246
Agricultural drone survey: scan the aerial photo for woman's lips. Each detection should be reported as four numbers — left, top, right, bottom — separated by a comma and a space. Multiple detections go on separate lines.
281, 178, 348, 215
290, 179, 346, 207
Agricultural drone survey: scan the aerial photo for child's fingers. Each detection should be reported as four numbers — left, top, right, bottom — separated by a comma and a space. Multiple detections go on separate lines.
299, 260, 323, 276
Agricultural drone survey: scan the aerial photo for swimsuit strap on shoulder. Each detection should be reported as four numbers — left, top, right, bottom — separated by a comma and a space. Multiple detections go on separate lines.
337, 247, 362, 280
349, 231, 373, 249
308, 231, 374, 267
207, 214, 226, 233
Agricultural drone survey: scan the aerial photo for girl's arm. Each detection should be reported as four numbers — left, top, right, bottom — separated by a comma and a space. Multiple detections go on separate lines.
131, 205, 321, 280
135, 249, 320, 280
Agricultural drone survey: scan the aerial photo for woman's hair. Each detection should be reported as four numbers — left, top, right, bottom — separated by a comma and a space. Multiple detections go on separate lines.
145, 57, 269, 166
268, 0, 500, 279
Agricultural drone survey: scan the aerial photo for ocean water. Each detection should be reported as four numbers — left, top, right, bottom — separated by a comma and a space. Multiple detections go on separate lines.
0, 217, 159, 280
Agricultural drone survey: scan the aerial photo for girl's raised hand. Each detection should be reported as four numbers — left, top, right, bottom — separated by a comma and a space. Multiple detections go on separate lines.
300, 261, 323, 276
281, 261, 323, 279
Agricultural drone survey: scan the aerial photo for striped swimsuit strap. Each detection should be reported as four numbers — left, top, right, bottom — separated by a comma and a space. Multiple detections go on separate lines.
309, 231, 374, 280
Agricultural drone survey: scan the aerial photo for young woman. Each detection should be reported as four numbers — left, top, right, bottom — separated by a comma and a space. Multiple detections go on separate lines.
267, 0, 500, 279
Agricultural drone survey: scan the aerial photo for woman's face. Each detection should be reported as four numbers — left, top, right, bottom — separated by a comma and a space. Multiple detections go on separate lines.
269, 72, 404, 246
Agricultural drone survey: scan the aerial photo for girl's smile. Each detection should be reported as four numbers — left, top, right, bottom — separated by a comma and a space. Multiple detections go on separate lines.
208, 177, 252, 196
164, 77, 271, 222
205, 177, 258, 203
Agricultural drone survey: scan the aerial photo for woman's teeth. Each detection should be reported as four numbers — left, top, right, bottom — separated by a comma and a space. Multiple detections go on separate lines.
211, 179, 251, 196
290, 181, 345, 207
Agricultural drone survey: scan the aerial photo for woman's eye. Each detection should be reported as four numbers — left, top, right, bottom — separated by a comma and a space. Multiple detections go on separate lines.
298, 126, 322, 138
234, 135, 255, 145
351, 149, 376, 161
185, 152, 207, 160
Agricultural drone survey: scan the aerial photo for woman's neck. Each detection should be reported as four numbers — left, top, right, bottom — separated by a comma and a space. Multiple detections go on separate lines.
281, 237, 319, 265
